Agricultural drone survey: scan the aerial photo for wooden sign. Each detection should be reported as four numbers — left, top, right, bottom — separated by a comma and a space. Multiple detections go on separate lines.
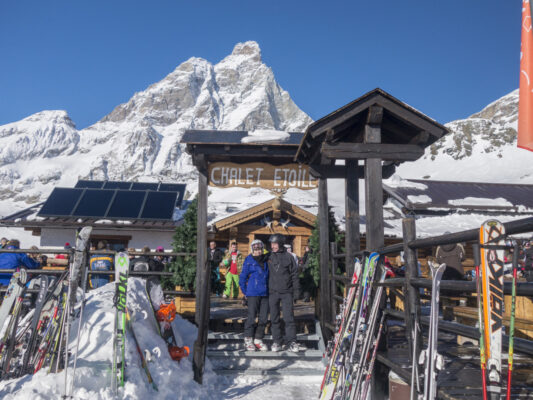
208, 162, 318, 190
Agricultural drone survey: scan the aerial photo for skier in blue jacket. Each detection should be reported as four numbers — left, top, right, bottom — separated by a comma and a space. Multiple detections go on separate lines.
0, 239, 40, 286
239, 239, 269, 352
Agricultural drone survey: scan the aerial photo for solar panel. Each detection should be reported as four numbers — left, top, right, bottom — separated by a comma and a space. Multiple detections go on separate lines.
43, 181, 186, 220
38, 188, 83, 217
158, 183, 186, 206
103, 181, 132, 190
139, 191, 178, 219
72, 189, 115, 218
75, 180, 104, 189
106, 190, 147, 219
131, 182, 159, 191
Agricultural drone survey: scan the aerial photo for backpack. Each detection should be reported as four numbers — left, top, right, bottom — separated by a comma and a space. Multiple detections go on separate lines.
133, 260, 150, 272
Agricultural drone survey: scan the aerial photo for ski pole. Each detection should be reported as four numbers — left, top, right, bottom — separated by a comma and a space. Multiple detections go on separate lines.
506, 243, 519, 400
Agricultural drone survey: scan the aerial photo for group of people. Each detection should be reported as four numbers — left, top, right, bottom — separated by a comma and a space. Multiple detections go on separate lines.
209, 234, 303, 353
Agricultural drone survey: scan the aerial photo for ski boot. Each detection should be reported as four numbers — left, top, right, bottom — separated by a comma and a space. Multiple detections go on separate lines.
253, 339, 268, 352
168, 345, 189, 361
244, 337, 256, 351
271, 342, 282, 352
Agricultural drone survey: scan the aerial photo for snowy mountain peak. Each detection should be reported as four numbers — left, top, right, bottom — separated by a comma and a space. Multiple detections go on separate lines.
0, 42, 312, 215
396, 88, 531, 183
230, 40, 262, 62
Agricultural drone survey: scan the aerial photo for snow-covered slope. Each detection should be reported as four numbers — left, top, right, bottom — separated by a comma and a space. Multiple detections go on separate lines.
0, 41, 312, 217
396, 89, 532, 183
0, 278, 320, 399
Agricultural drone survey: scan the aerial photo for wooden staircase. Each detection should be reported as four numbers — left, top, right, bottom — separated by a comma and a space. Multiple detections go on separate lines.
207, 298, 326, 377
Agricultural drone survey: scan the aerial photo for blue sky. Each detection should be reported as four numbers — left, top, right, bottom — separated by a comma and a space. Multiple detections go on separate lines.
0, 1, 522, 129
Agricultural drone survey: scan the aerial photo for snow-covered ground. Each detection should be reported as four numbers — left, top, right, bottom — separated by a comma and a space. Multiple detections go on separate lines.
0, 278, 320, 399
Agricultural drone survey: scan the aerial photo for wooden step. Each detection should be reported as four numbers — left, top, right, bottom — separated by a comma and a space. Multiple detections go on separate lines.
215, 368, 324, 377
207, 349, 323, 359
207, 332, 320, 341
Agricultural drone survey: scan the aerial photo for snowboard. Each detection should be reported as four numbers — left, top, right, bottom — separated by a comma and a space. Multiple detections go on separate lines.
112, 251, 130, 393
145, 277, 189, 361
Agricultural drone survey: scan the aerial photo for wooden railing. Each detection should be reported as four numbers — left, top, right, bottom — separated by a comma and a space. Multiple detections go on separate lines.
324, 216, 533, 398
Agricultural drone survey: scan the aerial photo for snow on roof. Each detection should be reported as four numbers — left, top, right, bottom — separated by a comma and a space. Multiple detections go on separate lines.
384, 178, 533, 212
240, 129, 290, 144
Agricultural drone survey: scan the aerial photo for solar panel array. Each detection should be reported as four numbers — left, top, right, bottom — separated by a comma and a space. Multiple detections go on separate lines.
38, 180, 186, 220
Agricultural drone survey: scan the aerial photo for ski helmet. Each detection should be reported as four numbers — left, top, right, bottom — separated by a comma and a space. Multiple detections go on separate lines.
250, 239, 264, 252
269, 234, 286, 246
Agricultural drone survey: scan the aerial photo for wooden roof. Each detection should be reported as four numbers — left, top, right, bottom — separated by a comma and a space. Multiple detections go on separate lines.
295, 88, 448, 164
181, 130, 305, 168
214, 198, 316, 231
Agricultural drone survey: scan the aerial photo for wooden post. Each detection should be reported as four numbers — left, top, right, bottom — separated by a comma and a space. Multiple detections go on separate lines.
330, 242, 338, 322
193, 168, 209, 384
402, 217, 421, 375
364, 106, 384, 250
345, 159, 360, 277
318, 177, 331, 336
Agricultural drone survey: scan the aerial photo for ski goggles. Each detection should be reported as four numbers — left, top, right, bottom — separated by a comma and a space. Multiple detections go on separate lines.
251, 244, 263, 251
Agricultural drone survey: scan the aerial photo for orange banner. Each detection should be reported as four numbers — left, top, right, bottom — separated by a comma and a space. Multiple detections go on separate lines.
518, 0, 533, 151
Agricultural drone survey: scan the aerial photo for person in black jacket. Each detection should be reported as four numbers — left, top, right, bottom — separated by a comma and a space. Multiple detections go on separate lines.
207, 241, 223, 295
268, 234, 302, 353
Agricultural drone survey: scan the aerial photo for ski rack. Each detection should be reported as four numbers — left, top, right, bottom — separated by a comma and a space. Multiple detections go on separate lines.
323, 216, 533, 399
373, 216, 533, 399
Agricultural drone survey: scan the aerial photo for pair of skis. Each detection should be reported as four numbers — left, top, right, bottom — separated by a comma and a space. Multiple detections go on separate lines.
319, 255, 368, 399
417, 261, 446, 400
476, 219, 518, 400
319, 253, 385, 400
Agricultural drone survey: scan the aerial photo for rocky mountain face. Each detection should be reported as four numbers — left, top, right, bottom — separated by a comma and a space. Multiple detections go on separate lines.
0, 41, 312, 215
396, 89, 531, 183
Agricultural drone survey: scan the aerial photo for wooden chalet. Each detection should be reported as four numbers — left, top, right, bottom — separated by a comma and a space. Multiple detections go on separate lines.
210, 197, 316, 258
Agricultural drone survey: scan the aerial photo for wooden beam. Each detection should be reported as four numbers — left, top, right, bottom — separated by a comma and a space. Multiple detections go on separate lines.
364, 124, 384, 250
191, 145, 297, 158
308, 165, 348, 179
318, 178, 332, 337
375, 97, 445, 138
322, 143, 424, 161
408, 130, 430, 145
308, 163, 396, 179
345, 159, 360, 277
193, 168, 209, 384
366, 105, 383, 125
402, 217, 421, 370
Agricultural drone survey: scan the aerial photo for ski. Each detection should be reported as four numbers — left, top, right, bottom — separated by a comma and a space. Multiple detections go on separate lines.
0, 271, 26, 338
346, 266, 387, 400
18, 274, 49, 377
319, 257, 363, 397
34, 279, 68, 374
126, 308, 158, 391
320, 253, 380, 400
359, 312, 386, 400
479, 219, 505, 400
145, 277, 189, 362
421, 261, 446, 400
112, 251, 130, 393
0, 269, 28, 378
506, 243, 519, 400
63, 226, 92, 398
